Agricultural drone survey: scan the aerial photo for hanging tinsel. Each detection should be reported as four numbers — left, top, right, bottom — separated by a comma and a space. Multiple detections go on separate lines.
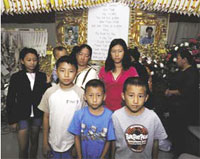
1, 0, 200, 16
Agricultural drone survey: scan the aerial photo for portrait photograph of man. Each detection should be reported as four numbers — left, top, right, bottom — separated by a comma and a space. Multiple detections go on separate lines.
140, 26, 156, 45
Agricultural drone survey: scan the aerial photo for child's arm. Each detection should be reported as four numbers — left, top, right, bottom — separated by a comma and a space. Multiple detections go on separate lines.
43, 112, 51, 158
75, 135, 82, 159
46, 73, 52, 84
152, 139, 159, 159
100, 141, 111, 159
111, 141, 116, 159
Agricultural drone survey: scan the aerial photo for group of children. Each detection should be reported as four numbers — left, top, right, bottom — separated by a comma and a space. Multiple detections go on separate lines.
6, 39, 167, 159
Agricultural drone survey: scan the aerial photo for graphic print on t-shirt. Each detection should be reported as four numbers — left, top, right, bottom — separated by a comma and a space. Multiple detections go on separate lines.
81, 123, 108, 141
125, 124, 148, 153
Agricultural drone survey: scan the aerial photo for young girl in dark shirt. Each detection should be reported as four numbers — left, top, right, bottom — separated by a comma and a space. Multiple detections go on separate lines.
6, 47, 50, 159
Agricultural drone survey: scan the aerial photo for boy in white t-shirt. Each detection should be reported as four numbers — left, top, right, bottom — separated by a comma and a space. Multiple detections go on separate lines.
112, 77, 167, 159
38, 56, 85, 159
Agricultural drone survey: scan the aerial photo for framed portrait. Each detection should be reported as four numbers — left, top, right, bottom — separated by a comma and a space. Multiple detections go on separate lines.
56, 10, 88, 54
64, 25, 78, 45
129, 8, 169, 56
140, 25, 156, 45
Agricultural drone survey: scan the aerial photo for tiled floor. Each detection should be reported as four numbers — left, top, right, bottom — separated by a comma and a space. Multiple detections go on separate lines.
1, 126, 174, 159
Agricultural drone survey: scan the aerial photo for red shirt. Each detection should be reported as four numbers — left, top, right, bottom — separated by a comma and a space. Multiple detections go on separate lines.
99, 66, 138, 111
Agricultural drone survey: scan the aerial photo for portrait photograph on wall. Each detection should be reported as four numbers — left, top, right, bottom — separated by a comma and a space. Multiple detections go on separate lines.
56, 11, 88, 53
64, 26, 78, 45
129, 8, 170, 57
140, 25, 156, 45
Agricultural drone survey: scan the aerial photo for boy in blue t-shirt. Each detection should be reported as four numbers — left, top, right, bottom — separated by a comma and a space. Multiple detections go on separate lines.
68, 79, 116, 159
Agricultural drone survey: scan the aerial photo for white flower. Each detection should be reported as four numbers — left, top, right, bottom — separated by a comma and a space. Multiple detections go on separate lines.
163, 74, 166, 78
147, 60, 151, 64
173, 58, 177, 62
160, 63, 164, 68
184, 42, 189, 47
180, 43, 184, 47
150, 71, 154, 75
154, 64, 158, 68
142, 55, 146, 58
154, 59, 157, 63
147, 57, 151, 60
174, 46, 179, 51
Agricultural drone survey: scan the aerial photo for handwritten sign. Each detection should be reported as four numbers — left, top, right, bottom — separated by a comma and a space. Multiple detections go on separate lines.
87, 3, 130, 61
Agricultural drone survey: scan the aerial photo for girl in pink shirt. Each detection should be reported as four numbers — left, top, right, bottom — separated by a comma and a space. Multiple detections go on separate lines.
99, 39, 138, 111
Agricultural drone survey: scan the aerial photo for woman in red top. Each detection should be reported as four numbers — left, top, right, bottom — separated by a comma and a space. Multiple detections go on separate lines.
99, 39, 138, 111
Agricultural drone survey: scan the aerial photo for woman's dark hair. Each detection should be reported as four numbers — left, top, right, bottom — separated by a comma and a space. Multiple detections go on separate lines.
177, 47, 196, 67
69, 45, 80, 62
77, 44, 92, 58
128, 47, 140, 62
20, 47, 39, 72
67, 27, 74, 33
105, 39, 131, 72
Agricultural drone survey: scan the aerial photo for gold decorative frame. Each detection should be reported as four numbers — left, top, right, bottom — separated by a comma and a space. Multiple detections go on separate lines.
56, 10, 88, 54
39, 46, 54, 75
129, 8, 169, 55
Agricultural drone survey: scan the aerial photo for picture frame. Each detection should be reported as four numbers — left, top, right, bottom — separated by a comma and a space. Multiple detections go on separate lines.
56, 10, 88, 54
128, 8, 169, 55
64, 25, 78, 45
139, 25, 156, 45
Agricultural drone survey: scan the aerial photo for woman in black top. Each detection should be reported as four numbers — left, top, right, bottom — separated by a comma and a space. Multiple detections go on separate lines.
165, 47, 199, 156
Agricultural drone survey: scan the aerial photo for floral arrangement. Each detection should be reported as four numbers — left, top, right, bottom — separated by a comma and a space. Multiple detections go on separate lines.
138, 34, 200, 118
140, 34, 200, 85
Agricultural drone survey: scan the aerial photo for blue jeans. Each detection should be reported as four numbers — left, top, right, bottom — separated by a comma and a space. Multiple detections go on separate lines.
47, 149, 72, 159
16, 117, 42, 158
18, 117, 42, 130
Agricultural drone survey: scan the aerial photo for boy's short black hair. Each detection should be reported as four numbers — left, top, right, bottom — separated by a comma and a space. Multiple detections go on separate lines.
85, 79, 105, 93
146, 27, 153, 32
53, 46, 67, 57
56, 55, 78, 70
123, 77, 149, 94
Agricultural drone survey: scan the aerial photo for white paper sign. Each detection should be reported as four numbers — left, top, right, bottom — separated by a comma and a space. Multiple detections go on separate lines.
87, 3, 130, 61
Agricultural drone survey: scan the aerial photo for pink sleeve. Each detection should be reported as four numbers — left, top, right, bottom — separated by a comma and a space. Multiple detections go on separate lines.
130, 67, 139, 77
98, 66, 105, 80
